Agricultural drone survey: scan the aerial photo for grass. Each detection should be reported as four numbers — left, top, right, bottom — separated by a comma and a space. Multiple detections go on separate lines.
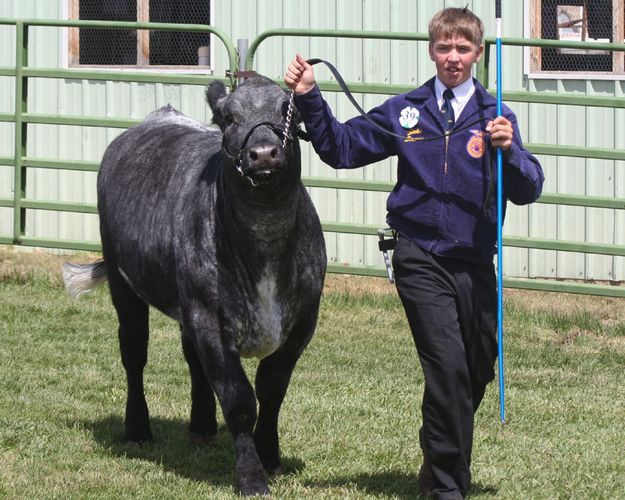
1, 248, 625, 499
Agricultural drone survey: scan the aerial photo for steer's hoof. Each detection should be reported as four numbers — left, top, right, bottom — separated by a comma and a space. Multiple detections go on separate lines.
237, 474, 270, 497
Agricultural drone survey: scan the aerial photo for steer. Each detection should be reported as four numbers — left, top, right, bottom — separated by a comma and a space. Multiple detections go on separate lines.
63, 75, 326, 496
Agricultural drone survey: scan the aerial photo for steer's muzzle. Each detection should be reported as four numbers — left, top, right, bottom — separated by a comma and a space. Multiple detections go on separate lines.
241, 142, 286, 186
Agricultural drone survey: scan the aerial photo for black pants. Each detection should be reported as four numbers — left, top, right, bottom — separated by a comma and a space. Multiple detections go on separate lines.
392, 237, 498, 499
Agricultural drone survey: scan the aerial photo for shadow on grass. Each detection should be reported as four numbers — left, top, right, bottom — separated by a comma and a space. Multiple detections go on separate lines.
470, 481, 499, 496
313, 473, 498, 499
314, 471, 421, 499
79, 414, 305, 488
79, 415, 496, 497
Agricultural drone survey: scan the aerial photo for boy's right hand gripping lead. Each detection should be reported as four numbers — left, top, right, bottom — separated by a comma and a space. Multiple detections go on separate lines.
285, 54, 316, 95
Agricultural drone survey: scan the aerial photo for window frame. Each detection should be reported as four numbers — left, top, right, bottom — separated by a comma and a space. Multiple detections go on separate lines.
525, 0, 625, 80
65, 0, 215, 73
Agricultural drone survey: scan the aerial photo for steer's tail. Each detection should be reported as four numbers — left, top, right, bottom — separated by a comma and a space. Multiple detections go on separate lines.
62, 260, 108, 299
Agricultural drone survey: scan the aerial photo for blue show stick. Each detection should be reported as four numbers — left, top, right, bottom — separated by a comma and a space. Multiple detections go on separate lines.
495, 0, 506, 425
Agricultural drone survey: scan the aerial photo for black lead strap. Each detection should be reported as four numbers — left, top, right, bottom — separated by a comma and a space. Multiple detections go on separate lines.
306, 58, 491, 142
306, 58, 406, 140
305, 58, 497, 213
301, 61, 500, 283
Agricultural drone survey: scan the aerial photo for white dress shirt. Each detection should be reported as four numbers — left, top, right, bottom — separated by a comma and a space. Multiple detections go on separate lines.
434, 77, 476, 121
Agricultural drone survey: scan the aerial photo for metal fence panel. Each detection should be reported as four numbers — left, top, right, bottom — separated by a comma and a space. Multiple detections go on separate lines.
0, 3, 624, 296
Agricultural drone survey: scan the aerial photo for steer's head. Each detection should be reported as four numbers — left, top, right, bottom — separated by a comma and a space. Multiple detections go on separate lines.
206, 75, 301, 188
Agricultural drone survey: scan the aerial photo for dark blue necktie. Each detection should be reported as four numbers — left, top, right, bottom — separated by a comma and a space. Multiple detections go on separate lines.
441, 88, 455, 131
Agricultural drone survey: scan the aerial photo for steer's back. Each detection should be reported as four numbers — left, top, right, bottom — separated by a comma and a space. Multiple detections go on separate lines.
98, 106, 221, 214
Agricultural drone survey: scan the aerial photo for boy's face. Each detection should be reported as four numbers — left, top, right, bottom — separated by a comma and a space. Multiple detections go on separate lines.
429, 35, 483, 89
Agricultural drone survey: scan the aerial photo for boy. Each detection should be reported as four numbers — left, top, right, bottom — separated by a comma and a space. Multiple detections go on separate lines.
285, 7, 544, 500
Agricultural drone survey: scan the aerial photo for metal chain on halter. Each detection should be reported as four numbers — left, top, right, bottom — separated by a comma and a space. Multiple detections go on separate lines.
282, 91, 295, 149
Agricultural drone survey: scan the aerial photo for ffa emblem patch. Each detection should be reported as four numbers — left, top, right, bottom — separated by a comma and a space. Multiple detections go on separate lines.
399, 106, 419, 129
466, 129, 486, 159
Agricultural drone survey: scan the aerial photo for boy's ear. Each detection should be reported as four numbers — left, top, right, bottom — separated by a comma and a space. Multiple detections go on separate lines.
475, 43, 484, 62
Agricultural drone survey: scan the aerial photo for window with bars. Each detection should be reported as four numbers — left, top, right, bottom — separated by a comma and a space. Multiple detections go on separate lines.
68, 0, 212, 69
529, 0, 625, 75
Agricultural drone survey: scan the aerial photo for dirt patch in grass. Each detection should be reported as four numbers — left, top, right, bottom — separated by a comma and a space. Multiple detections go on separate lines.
324, 274, 624, 318
0, 248, 97, 287
323, 273, 395, 296
2, 247, 624, 322
505, 288, 625, 326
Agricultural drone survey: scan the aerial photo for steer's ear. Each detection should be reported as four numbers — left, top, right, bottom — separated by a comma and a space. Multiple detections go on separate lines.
206, 81, 228, 130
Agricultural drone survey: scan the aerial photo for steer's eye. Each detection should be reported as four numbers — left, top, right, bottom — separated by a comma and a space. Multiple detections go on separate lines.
224, 114, 235, 126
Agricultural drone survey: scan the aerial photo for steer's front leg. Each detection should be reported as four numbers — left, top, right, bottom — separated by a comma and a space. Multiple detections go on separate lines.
183, 309, 269, 496
254, 311, 320, 474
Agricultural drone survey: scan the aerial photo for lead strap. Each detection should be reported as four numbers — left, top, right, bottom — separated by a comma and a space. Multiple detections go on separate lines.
282, 91, 294, 150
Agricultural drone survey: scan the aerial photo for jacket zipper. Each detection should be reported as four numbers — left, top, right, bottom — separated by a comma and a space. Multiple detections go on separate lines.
444, 131, 450, 174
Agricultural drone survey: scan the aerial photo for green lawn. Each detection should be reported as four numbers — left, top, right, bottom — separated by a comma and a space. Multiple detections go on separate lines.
1, 250, 624, 499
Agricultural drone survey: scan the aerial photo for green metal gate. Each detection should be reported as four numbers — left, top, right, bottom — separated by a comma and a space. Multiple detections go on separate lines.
1, 18, 624, 297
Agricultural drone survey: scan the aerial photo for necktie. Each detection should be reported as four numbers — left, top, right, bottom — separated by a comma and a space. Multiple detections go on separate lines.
441, 88, 455, 131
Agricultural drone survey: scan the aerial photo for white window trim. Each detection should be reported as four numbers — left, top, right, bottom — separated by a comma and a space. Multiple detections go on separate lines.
61, 0, 215, 74
524, 0, 625, 81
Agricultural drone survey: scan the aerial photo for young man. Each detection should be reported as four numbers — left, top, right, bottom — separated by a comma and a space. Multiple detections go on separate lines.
285, 7, 544, 500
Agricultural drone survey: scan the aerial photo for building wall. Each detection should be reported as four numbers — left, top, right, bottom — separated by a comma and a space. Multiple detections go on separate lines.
0, 0, 623, 280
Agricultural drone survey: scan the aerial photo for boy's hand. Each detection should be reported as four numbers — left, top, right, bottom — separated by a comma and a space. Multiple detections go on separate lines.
285, 54, 316, 95
486, 116, 513, 151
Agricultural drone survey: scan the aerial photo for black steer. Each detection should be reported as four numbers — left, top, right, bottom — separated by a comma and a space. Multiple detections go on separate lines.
63, 75, 326, 496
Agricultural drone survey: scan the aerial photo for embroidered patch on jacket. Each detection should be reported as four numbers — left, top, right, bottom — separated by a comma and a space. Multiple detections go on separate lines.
466, 129, 486, 158
399, 106, 419, 129
404, 128, 423, 142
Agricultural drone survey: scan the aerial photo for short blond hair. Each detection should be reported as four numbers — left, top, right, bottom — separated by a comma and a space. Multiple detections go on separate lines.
428, 7, 484, 47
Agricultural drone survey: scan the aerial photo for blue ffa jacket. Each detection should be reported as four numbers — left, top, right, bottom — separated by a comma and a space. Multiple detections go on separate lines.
294, 78, 544, 264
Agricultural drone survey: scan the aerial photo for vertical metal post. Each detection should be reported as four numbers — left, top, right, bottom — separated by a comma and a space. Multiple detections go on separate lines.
237, 38, 248, 86
13, 20, 28, 244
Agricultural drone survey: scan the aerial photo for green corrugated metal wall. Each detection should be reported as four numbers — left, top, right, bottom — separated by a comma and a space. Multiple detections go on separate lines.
0, 0, 623, 282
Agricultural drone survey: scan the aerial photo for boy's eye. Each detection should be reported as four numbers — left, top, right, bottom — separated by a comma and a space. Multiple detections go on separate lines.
434, 41, 476, 55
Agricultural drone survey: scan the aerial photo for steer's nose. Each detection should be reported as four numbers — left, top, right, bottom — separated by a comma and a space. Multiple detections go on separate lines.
247, 144, 282, 169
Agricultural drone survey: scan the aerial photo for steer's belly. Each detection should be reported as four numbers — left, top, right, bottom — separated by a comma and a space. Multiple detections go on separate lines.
239, 322, 283, 359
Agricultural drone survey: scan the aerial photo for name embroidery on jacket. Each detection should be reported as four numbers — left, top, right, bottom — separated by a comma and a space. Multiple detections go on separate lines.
404, 128, 423, 143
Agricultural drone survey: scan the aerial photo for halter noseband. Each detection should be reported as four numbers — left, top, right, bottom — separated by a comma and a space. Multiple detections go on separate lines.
222, 92, 298, 187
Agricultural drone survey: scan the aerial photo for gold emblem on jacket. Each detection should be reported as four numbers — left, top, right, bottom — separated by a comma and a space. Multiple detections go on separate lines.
466, 129, 486, 158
